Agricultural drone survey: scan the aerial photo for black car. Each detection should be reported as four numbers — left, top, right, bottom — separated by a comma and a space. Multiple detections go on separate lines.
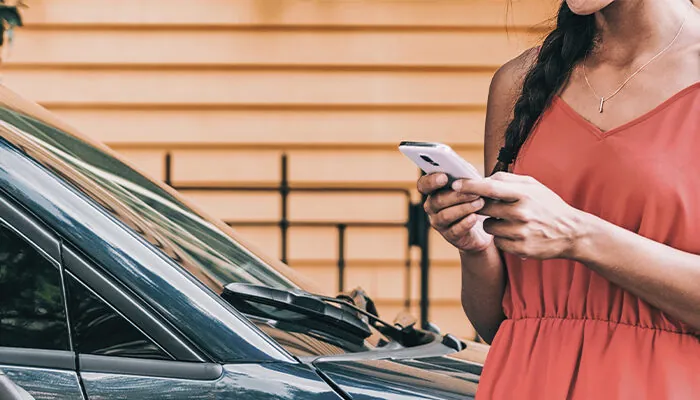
0, 85, 482, 399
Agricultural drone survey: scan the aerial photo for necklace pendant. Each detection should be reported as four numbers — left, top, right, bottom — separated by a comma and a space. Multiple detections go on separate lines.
599, 97, 605, 113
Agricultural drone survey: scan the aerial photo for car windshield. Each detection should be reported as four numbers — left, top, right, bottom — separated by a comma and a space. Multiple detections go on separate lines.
0, 104, 303, 294
0, 98, 392, 351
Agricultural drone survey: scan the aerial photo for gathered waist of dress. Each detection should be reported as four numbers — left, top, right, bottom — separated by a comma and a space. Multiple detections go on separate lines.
503, 314, 698, 336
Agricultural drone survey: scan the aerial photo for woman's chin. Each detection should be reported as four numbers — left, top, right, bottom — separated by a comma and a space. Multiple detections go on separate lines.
566, 0, 615, 15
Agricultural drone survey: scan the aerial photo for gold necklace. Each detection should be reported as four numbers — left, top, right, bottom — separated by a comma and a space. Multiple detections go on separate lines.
583, 8, 690, 113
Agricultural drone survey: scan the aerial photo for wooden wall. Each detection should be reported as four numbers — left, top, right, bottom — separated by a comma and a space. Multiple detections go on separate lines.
7, 0, 555, 339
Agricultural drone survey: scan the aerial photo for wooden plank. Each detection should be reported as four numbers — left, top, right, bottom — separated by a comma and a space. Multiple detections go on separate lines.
428, 265, 462, 301
181, 191, 281, 221
288, 192, 408, 223
232, 226, 281, 259
289, 149, 485, 185
288, 264, 340, 296
169, 150, 282, 185
429, 304, 476, 339
8, 29, 539, 68
346, 227, 407, 261
115, 149, 166, 180
429, 229, 463, 262
288, 227, 339, 261
345, 264, 406, 301
2, 69, 493, 107
52, 108, 487, 147
22, 0, 556, 28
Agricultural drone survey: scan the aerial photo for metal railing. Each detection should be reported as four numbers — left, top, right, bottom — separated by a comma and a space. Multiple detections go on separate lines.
164, 153, 433, 328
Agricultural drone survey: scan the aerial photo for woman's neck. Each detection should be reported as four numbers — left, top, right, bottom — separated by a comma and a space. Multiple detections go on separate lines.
592, 0, 695, 66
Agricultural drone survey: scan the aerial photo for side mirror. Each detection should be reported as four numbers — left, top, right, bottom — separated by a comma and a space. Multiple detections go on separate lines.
0, 372, 36, 400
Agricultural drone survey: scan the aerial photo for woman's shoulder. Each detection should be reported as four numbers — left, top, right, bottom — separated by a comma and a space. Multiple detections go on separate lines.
489, 47, 539, 100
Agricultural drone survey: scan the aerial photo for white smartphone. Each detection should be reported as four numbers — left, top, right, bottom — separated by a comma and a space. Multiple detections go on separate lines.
399, 141, 491, 242
398, 141, 483, 183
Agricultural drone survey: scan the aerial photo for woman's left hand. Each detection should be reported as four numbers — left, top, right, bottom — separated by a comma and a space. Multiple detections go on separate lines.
452, 172, 589, 260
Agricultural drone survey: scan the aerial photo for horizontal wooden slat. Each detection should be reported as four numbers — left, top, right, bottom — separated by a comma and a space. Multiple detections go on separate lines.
345, 264, 406, 301
167, 149, 485, 187
249, 226, 408, 261
289, 149, 485, 184
346, 227, 407, 261
429, 229, 463, 262
232, 226, 282, 259
116, 149, 167, 180
288, 227, 339, 261
180, 192, 409, 223
3, 70, 492, 106
9, 29, 538, 68
169, 150, 282, 185
181, 192, 281, 221
23, 0, 556, 28
429, 304, 475, 339
289, 192, 408, 222
289, 264, 340, 296
428, 265, 462, 301
53, 109, 486, 147
407, 263, 463, 300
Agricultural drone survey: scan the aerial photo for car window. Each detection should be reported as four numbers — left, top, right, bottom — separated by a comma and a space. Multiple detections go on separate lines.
0, 107, 299, 294
0, 222, 69, 350
65, 274, 171, 360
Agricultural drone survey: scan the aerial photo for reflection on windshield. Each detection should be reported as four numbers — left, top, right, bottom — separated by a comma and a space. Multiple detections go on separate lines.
0, 107, 296, 294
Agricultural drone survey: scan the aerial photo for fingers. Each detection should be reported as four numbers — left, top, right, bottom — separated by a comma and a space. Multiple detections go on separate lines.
493, 236, 523, 257
417, 173, 449, 195
452, 177, 522, 202
482, 217, 525, 240
442, 214, 479, 243
488, 171, 535, 183
478, 199, 531, 221
429, 198, 485, 230
425, 189, 481, 215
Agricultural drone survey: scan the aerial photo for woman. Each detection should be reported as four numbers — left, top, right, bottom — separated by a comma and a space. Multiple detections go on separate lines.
418, 0, 700, 398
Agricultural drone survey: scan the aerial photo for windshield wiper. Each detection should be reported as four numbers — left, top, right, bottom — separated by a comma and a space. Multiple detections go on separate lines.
223, 283, 407, 342
223, 283, 376, 339
223, 283, 466, 351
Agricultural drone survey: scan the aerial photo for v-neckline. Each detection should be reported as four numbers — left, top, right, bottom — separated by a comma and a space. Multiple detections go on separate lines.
554, 81, 700, 138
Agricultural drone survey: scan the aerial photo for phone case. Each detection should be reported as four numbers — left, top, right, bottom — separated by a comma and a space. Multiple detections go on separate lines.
398, 142, 482, 181
399, 141, 491, 244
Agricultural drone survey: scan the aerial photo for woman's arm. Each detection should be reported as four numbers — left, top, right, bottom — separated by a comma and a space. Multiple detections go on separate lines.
456, 49, 538, 343
453, 172, 700, 331
575, 213, 700, 329
458, 244, 506, 343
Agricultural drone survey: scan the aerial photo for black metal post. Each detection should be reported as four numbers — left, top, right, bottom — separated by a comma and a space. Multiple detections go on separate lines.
337, 223, 347, 292
164, 152, 172, 186
280, 154, 289, 264
419, 192, 430, 329
404, 238, 412, 309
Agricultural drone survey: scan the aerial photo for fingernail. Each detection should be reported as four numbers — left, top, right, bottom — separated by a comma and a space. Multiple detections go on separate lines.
471, 198, 484, 209
436, 174, 448, 185
452, 180, 462, 191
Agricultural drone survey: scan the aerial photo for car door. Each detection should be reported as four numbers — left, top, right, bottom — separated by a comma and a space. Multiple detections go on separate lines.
60, 244, 230, 399
0, 197, 85, 399
0, 371, 36, 400
61, 245, 344, 400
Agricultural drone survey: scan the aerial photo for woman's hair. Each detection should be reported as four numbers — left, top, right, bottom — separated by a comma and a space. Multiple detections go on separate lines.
492, 2, 597, 174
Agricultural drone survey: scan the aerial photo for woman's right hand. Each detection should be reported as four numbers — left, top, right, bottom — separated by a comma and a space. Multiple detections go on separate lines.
417, 173, 493, 253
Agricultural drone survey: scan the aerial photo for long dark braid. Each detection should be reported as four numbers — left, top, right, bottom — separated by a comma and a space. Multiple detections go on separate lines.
492, 3, 597, 174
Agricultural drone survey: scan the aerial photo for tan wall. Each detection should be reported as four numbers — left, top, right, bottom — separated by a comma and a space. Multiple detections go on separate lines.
8, 0, 555, 339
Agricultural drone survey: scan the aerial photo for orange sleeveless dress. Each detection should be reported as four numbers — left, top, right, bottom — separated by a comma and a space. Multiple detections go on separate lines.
476, 83, 700, 399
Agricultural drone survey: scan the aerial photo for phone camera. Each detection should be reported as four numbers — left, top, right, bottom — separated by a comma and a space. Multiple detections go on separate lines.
420, 154, 440, 167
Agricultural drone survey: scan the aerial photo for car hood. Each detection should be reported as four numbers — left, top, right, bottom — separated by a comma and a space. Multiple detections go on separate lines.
312, 347, 481, 400
314, 358, 478, 400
